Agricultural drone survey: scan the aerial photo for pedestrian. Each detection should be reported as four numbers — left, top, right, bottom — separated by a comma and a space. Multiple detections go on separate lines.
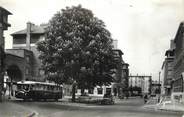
144, 94, 148, 103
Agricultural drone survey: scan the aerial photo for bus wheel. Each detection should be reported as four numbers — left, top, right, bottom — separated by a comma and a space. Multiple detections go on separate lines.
23, 98, 28, 102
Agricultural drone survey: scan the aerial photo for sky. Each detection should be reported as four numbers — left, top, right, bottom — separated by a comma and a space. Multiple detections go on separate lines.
1, 0, 184, 80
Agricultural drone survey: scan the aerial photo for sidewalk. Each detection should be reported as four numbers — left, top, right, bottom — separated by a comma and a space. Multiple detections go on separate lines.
0, 101, 35, 117
143, 97, 184, 112
0, 95, 36, 117
159, 102, 184, 112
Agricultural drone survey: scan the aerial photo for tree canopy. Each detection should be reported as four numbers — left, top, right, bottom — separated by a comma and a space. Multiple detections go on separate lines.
37, 5, 116, 89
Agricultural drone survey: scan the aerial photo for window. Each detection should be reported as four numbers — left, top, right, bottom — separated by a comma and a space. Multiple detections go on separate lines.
13, 35, 26, 44
97, 88, 103, 94
88, 88, 94, 94
106, 88, 111, 94
39, 69, 44, 76
26, 56, 30, 63
168, 70, 172, 76
25, 68, 29, 75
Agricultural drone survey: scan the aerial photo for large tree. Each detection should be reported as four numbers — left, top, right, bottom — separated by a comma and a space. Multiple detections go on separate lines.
37, 5, 117, 101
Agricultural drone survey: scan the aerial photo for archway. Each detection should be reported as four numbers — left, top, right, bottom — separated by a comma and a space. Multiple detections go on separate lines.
7, 64, 22, 82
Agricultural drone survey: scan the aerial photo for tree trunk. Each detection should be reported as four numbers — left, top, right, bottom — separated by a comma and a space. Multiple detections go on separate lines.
0, 86, 2, 102
81, 88, 85, 95
72, 82, 76, 102
0, 72, 3, 102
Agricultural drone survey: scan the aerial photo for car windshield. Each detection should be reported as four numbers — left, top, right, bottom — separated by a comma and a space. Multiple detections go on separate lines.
104, 94, 112, 98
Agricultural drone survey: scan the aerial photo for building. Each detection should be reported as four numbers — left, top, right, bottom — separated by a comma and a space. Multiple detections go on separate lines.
112, 49, 129, 97
6, 22, 48, 81
129, 75, 152, 96
161, 40, 175, 96
0, 6, 12, 101
172, 22, 184, 104
5, 49, 33, 81
151, 80, 161, 96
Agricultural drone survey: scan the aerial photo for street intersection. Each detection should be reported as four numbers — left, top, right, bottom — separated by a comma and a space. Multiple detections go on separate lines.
0, 97, 183, 117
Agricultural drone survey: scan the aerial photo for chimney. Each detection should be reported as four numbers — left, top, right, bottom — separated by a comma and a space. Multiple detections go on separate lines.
170, 40, 175, 50
112, 40, 118, 49
26, 21, 31, 50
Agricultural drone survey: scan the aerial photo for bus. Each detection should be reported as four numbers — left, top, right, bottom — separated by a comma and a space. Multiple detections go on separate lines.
15, 81, 63, 101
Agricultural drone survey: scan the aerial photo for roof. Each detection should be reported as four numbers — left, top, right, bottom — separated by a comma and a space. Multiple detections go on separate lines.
11, 24, 48, 35
174, 22, 184, 43
0, 6, 12, 15
113, 49, 124, 55
5, 53, 24, 59
165, 49, 174, 56
17, 81, 63, 87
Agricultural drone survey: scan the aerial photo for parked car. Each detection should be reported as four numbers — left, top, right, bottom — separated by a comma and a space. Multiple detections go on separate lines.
161, 96, 171, 106
101, 94, 115, 105
78, 93, 91, 103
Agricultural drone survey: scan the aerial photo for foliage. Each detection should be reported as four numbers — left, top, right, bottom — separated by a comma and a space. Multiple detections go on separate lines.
37, 5, 116, 89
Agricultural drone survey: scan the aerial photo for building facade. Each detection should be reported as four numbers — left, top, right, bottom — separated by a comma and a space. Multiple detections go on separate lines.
5, 49, 33, 81
7, 22, 48, 81
129, 75, 152, 96
161, 40, 175, 96
172, 22, 184, 104
151, 80, 161, 96
112, 49, 129, 97
0, 7, 12, 101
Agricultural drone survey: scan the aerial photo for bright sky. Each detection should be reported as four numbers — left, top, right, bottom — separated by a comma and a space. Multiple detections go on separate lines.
1, 0, 184, 80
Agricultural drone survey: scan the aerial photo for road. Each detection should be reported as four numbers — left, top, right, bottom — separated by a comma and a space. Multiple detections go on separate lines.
6, 97, 183, 117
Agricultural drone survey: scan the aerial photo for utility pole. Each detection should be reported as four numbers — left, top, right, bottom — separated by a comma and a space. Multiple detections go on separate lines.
158, 71, 161, 102
159, 71, 161, 94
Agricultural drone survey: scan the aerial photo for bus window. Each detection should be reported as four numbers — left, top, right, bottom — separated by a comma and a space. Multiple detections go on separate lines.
51, 86, 53, 91
43, 85, 46, 91
17, 84, 21, 90
47, 85, 51, 91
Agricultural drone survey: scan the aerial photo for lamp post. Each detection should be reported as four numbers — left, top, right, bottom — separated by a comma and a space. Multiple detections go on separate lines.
158, 71, 161, 102
159, 71, 161, 94
122, 63, 129, 98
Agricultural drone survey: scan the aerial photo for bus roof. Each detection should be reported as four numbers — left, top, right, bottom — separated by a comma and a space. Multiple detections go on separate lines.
17, 81, 63, 87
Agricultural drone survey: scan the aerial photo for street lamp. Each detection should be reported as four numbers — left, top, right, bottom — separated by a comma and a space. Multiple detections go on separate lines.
122, 63, 129, 98
159, 71, 161, 94
122, 63, 129, 88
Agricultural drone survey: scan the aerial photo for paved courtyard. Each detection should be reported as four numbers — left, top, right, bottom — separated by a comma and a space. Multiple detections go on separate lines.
0, 97, 183, 117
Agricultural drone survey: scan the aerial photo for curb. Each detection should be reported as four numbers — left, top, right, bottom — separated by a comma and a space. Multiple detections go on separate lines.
27, 112, 38, 117
143, 105, 184, 113
158, 108, 184, 113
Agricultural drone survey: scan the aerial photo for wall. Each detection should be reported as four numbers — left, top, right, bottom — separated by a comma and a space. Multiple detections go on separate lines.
5, 49, 33, 80
12, 34, 44, 81
171, 92, 184, 104
129, 76, 151, 94
5, 54, 26, 80
173, 22, 184, 92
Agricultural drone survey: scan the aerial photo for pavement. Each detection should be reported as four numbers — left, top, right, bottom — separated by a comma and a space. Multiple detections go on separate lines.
0, 94, 38, 117
0, 96, 183, 117
0, 101, 36, 117
143, 97, 184, 113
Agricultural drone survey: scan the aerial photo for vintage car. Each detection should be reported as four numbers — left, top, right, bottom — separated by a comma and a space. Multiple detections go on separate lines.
78, 93, 92, 103
100, 94, 115, 105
